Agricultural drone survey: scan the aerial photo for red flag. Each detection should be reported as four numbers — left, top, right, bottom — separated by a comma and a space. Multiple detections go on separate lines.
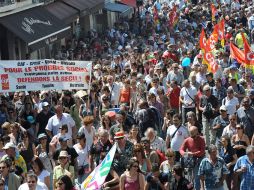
242, 33, 254, 65
199, 28, 207, 51
168, 6, 178, 28
230, 42, 245, 65
203, 50, 218, 73
211, 4, 217, 21
153, 6, 159, 25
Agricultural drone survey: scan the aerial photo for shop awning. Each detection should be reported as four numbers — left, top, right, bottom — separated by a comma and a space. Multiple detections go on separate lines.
105, 2, 132, 14
45, 1, 79, 24
0, 6, 71, 51
116, 0, 136, 7
62, 0, 104, 15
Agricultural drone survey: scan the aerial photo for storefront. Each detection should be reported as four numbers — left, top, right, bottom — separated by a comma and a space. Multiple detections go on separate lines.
0, 6, 72, 59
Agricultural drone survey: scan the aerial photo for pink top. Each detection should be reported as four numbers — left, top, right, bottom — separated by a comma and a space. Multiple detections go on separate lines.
124, 175, 139, 190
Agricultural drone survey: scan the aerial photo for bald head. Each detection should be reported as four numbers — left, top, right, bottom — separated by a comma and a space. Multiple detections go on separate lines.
189, 126, 198, 138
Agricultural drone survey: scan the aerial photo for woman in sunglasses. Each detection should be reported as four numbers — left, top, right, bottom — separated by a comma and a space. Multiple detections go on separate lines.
120, 158, 145, 190
55, 175, 75, 190
232, 124, 250, 158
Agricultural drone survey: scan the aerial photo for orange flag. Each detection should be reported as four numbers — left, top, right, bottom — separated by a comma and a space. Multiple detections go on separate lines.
206, 25, 219, 51
211, 4, 217, 21
218, 19, 225, 47
199, 28, 207, 51
203, 50, 218, 73
230, 42, 245, 65
169, 5, 178, 28
242, 33, 254, 65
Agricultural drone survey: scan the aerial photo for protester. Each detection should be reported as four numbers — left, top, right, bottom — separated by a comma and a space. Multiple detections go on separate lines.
0, 159, 21, 189
180, 126, 205, 190
119, 158, 145, 190
18, 172, 48, 190
198, 144, 230, 190
53, 150, 74, 187
31, 157, 50, 189
55, 175, 75, 190
234, 145, 254, 190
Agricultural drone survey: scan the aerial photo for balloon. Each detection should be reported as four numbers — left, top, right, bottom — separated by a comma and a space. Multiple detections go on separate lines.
182, 57, 191, 67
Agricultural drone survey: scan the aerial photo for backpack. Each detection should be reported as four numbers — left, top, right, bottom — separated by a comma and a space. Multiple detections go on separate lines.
149, 106, 164, 135
140, 108, 157, 134
203, 102, 214, 119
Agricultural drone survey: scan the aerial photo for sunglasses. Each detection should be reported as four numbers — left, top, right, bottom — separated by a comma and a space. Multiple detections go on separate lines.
27, 181, 36, 184
57, 182, 64, 185
59, 157, 67, 160
236, 128, 243, 130
132, 165, 139, 168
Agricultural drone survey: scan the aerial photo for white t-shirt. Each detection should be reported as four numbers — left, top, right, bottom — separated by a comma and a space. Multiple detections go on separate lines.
46, 113, 75, 137
222, 125, 237, 139
107, 83, 120, 106
222, 97, 239, 115
78, 126, 96, 149
18, 181, 48, 190
150, 136, 167, 153
38, 169, 50, 184
167, 125, 189, 151
73, 143, 89, 167
180, 86, 197, 108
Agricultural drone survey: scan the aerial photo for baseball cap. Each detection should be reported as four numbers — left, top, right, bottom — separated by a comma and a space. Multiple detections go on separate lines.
3, 142, 16, 150
220, 105, 227, 111
42, 102, 49, 107
38, 133, 47, 139
59, 136, 69, 142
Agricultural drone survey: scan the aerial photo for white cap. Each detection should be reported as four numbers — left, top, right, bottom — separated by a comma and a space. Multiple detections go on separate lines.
220, 105, 227, 111
3, 142, 16, 150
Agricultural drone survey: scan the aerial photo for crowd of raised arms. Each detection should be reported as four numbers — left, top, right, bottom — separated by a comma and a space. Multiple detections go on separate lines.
0, 0, 254, 190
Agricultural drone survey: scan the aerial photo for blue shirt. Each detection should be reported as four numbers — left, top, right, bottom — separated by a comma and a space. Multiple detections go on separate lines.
233, 155, 254, 190
198, 157, 229, 189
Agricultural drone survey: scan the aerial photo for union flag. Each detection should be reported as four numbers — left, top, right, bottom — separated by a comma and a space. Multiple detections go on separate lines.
168, 5, 178, 28
230, 42, 245, 65
211, 4, 217, 21
242, 33, 254, 65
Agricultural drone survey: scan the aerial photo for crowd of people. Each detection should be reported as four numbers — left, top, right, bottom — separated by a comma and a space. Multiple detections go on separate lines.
1, 0, 254, 190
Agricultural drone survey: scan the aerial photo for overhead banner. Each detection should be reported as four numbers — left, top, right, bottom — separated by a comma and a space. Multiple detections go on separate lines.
0, 59, 92, 92
82, 143, 117, 190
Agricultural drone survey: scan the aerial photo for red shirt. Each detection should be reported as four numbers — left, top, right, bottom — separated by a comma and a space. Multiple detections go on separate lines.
167, 86, 181, 108
179, 136, 206, 158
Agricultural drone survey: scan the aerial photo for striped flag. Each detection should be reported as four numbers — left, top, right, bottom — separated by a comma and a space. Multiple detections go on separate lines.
81, 144, 117, 190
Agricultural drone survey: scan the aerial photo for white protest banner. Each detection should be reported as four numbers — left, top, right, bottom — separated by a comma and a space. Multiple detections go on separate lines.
81, 143, 117, 190
0, 59, 92, 92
